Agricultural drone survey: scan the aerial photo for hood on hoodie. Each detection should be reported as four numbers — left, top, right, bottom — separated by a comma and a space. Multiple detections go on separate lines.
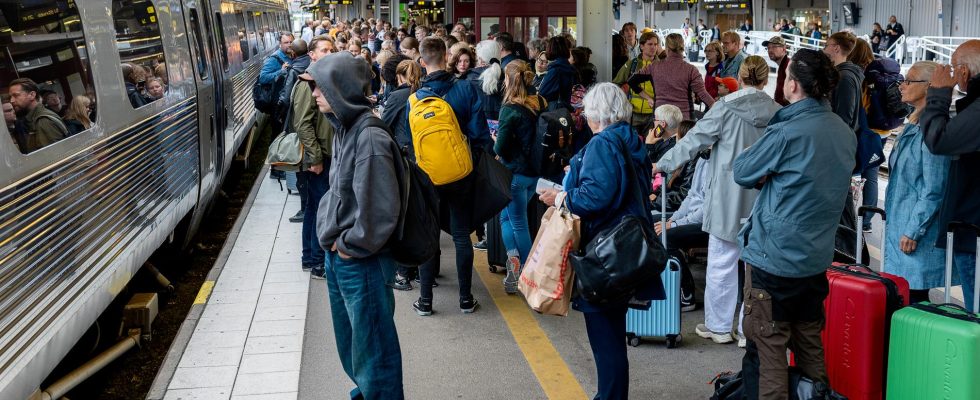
290, 54, 312, 73
306, 52, 373, 128
720, 87, 779, 128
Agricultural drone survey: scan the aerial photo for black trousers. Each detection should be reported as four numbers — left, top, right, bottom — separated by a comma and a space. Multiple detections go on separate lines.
663, 223, 708, 296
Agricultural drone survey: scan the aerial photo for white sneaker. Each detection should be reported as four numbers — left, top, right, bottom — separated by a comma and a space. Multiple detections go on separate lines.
696, 324, 734, 344
737, 334, 747, 348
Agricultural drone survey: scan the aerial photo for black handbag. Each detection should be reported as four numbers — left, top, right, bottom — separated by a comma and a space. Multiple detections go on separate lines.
439, 149, 513, 234
569, 137, 667, 305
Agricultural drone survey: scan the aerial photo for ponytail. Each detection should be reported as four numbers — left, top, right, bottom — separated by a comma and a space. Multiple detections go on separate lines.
480, 61, 503, 95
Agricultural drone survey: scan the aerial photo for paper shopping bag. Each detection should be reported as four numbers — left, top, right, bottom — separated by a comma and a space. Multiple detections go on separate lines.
518, 203, 581, 316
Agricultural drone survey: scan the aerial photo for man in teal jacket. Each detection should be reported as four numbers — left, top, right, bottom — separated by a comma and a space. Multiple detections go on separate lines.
732, 49, 856, 400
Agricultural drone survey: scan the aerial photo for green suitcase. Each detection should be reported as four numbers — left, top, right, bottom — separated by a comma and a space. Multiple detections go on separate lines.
886, 222, 980, 400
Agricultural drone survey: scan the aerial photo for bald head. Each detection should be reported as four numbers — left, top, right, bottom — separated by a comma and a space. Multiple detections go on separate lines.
952, 40, 980, 90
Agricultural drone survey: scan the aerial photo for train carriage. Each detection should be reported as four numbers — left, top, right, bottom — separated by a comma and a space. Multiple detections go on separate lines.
0, 1, 288, 399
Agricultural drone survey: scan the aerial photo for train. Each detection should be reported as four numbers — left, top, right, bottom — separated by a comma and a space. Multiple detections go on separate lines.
0, 1, 289, 398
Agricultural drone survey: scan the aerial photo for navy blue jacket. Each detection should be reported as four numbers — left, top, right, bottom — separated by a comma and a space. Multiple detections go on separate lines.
538, 58, 579, 108
564, 121, 664, 311
418, 70, 492, 150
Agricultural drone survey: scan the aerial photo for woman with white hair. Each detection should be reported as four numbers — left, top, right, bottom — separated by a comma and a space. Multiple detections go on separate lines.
645, 104, 684, 163
652, 55, 780, 347
539, 82, 663, 400
467, 39, 504, 122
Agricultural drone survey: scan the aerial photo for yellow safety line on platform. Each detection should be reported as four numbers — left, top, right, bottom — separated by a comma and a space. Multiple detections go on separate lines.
194, 281, 215, 305
474, 254, 589, 400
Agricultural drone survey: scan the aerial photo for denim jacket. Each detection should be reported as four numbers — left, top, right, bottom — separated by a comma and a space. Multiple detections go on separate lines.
883, 123, 951, 288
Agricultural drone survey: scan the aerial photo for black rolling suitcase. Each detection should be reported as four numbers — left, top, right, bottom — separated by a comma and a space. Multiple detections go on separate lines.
486, 214, 508, 273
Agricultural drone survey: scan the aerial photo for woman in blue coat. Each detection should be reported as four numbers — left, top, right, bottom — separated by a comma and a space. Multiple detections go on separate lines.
540, 83, 664, 400
538, 36, 580, 110
883, 61, 951, 303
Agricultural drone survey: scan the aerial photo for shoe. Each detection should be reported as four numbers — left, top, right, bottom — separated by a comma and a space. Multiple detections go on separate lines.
460, 297, 479, 313
736, 334, 747, 348
473, 239, 487, 251
310, 267, 326, 280
414, 277, 438, 287
391, 274, 413, 291
302, 264, 315, 272
695, 324, 734, 344
503, 256, 520, 294
862, 225, 873, 233
288, 209, 304, 223
681, 291, 696, 312
413, 298, 433, 316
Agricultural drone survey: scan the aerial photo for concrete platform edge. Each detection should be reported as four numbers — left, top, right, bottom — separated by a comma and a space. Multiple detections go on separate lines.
145, 165, 270, 400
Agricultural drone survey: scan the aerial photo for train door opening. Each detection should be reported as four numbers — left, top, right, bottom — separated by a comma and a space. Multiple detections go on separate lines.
181, 0, 220, 202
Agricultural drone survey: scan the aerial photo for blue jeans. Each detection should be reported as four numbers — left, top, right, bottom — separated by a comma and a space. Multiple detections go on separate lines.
955, 251, 977, 312
500, 174, 537, 262
299, 166, 330, 267
583, 306, 630, 400
860, 164, 879, 229
420, 176, 474, 301
323, 251, 404, 400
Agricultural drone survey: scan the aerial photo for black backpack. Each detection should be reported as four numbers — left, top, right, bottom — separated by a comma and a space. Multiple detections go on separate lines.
353, 116, 440, 266
865, 58, 908, 131
252, 53, 289, 114
525, 105, 574, 180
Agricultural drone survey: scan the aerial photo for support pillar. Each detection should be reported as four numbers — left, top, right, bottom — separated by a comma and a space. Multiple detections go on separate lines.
391, 0, 400, 26
578, 0, 612, 83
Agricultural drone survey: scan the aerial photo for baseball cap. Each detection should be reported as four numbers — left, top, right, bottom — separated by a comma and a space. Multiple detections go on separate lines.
762, 36, 785, 48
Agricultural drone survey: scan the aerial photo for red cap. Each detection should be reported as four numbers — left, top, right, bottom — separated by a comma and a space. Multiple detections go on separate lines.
716, 77, 740, 94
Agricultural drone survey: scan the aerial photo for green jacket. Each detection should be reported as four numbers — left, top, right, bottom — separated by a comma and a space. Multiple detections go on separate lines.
24, 104, 67, 152
289, 81, 333, 167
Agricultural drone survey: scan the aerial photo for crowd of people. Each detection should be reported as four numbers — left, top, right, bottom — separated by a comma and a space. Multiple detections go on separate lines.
253, 14, 980, 400
3, 58, 167, 154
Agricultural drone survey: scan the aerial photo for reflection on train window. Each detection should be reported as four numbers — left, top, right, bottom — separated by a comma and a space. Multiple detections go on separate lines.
247, 12, 262, 53
112, 0, 168, 109
235, 11, 252, 61
0, 1, 97, 154
215, 12, 229, 71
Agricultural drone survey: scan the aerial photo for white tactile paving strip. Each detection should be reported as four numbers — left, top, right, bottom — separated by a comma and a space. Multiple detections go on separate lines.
164, 172, 307, 400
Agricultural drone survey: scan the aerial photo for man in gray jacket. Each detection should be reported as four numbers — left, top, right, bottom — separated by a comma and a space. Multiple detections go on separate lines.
733, 49, 856, 400
308, 52, 405, 400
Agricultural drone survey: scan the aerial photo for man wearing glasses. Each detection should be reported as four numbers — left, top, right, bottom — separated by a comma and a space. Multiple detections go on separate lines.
763, 36, 790, 106
920, 39, 980, 312
718, 31, 746, 81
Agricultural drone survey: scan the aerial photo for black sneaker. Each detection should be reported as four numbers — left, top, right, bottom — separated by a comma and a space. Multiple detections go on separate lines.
302, 264, 316, 272
310, 267, 326, 280
473, 239, 488, 251
289, 209, 304, 223
460, 297, 479, 314
391, 274, 413, 291
681, 290, 696, 312
413, 298, 433, 316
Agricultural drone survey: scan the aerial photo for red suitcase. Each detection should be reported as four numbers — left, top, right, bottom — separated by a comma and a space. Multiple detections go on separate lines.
821, 206, 910, 400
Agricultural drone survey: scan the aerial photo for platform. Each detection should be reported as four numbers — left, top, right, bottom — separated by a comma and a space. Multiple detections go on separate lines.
149, 164, 959, 400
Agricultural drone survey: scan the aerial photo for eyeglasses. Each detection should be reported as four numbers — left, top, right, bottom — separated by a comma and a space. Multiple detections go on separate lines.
899, 79, 928, 85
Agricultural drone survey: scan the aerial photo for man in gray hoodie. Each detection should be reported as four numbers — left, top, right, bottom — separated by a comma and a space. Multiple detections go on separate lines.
307, 51, 405, 400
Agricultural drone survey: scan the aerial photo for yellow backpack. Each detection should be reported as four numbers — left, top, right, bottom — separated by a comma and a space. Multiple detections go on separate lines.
408, 90, 473, 185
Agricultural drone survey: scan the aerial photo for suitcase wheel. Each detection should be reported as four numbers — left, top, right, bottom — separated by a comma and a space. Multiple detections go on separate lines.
626, 333, 641, 347
489, 265, 499, 273
666, 334, 681, 349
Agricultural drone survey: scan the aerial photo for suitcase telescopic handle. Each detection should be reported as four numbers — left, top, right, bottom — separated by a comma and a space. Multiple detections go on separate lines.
660, 172, 668, 247
855, 206, 886, 266
944, 221, 980, 310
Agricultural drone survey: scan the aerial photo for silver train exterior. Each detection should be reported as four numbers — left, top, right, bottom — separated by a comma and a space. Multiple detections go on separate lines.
0, 1, 288, 398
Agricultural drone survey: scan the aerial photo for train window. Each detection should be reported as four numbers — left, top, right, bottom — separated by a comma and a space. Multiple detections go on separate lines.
188, 8, 209, 81
215, 12, 229, 71
248, 12, 263, 52
0, 0, 97, 154
112, 0, 168, 110
235, 11, 252, 61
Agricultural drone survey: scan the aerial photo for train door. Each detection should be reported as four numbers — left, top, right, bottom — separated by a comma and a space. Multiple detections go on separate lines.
181, 0, 223, 203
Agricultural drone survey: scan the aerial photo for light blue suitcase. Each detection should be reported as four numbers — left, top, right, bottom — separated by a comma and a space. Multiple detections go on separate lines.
626, 173, 682, 348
